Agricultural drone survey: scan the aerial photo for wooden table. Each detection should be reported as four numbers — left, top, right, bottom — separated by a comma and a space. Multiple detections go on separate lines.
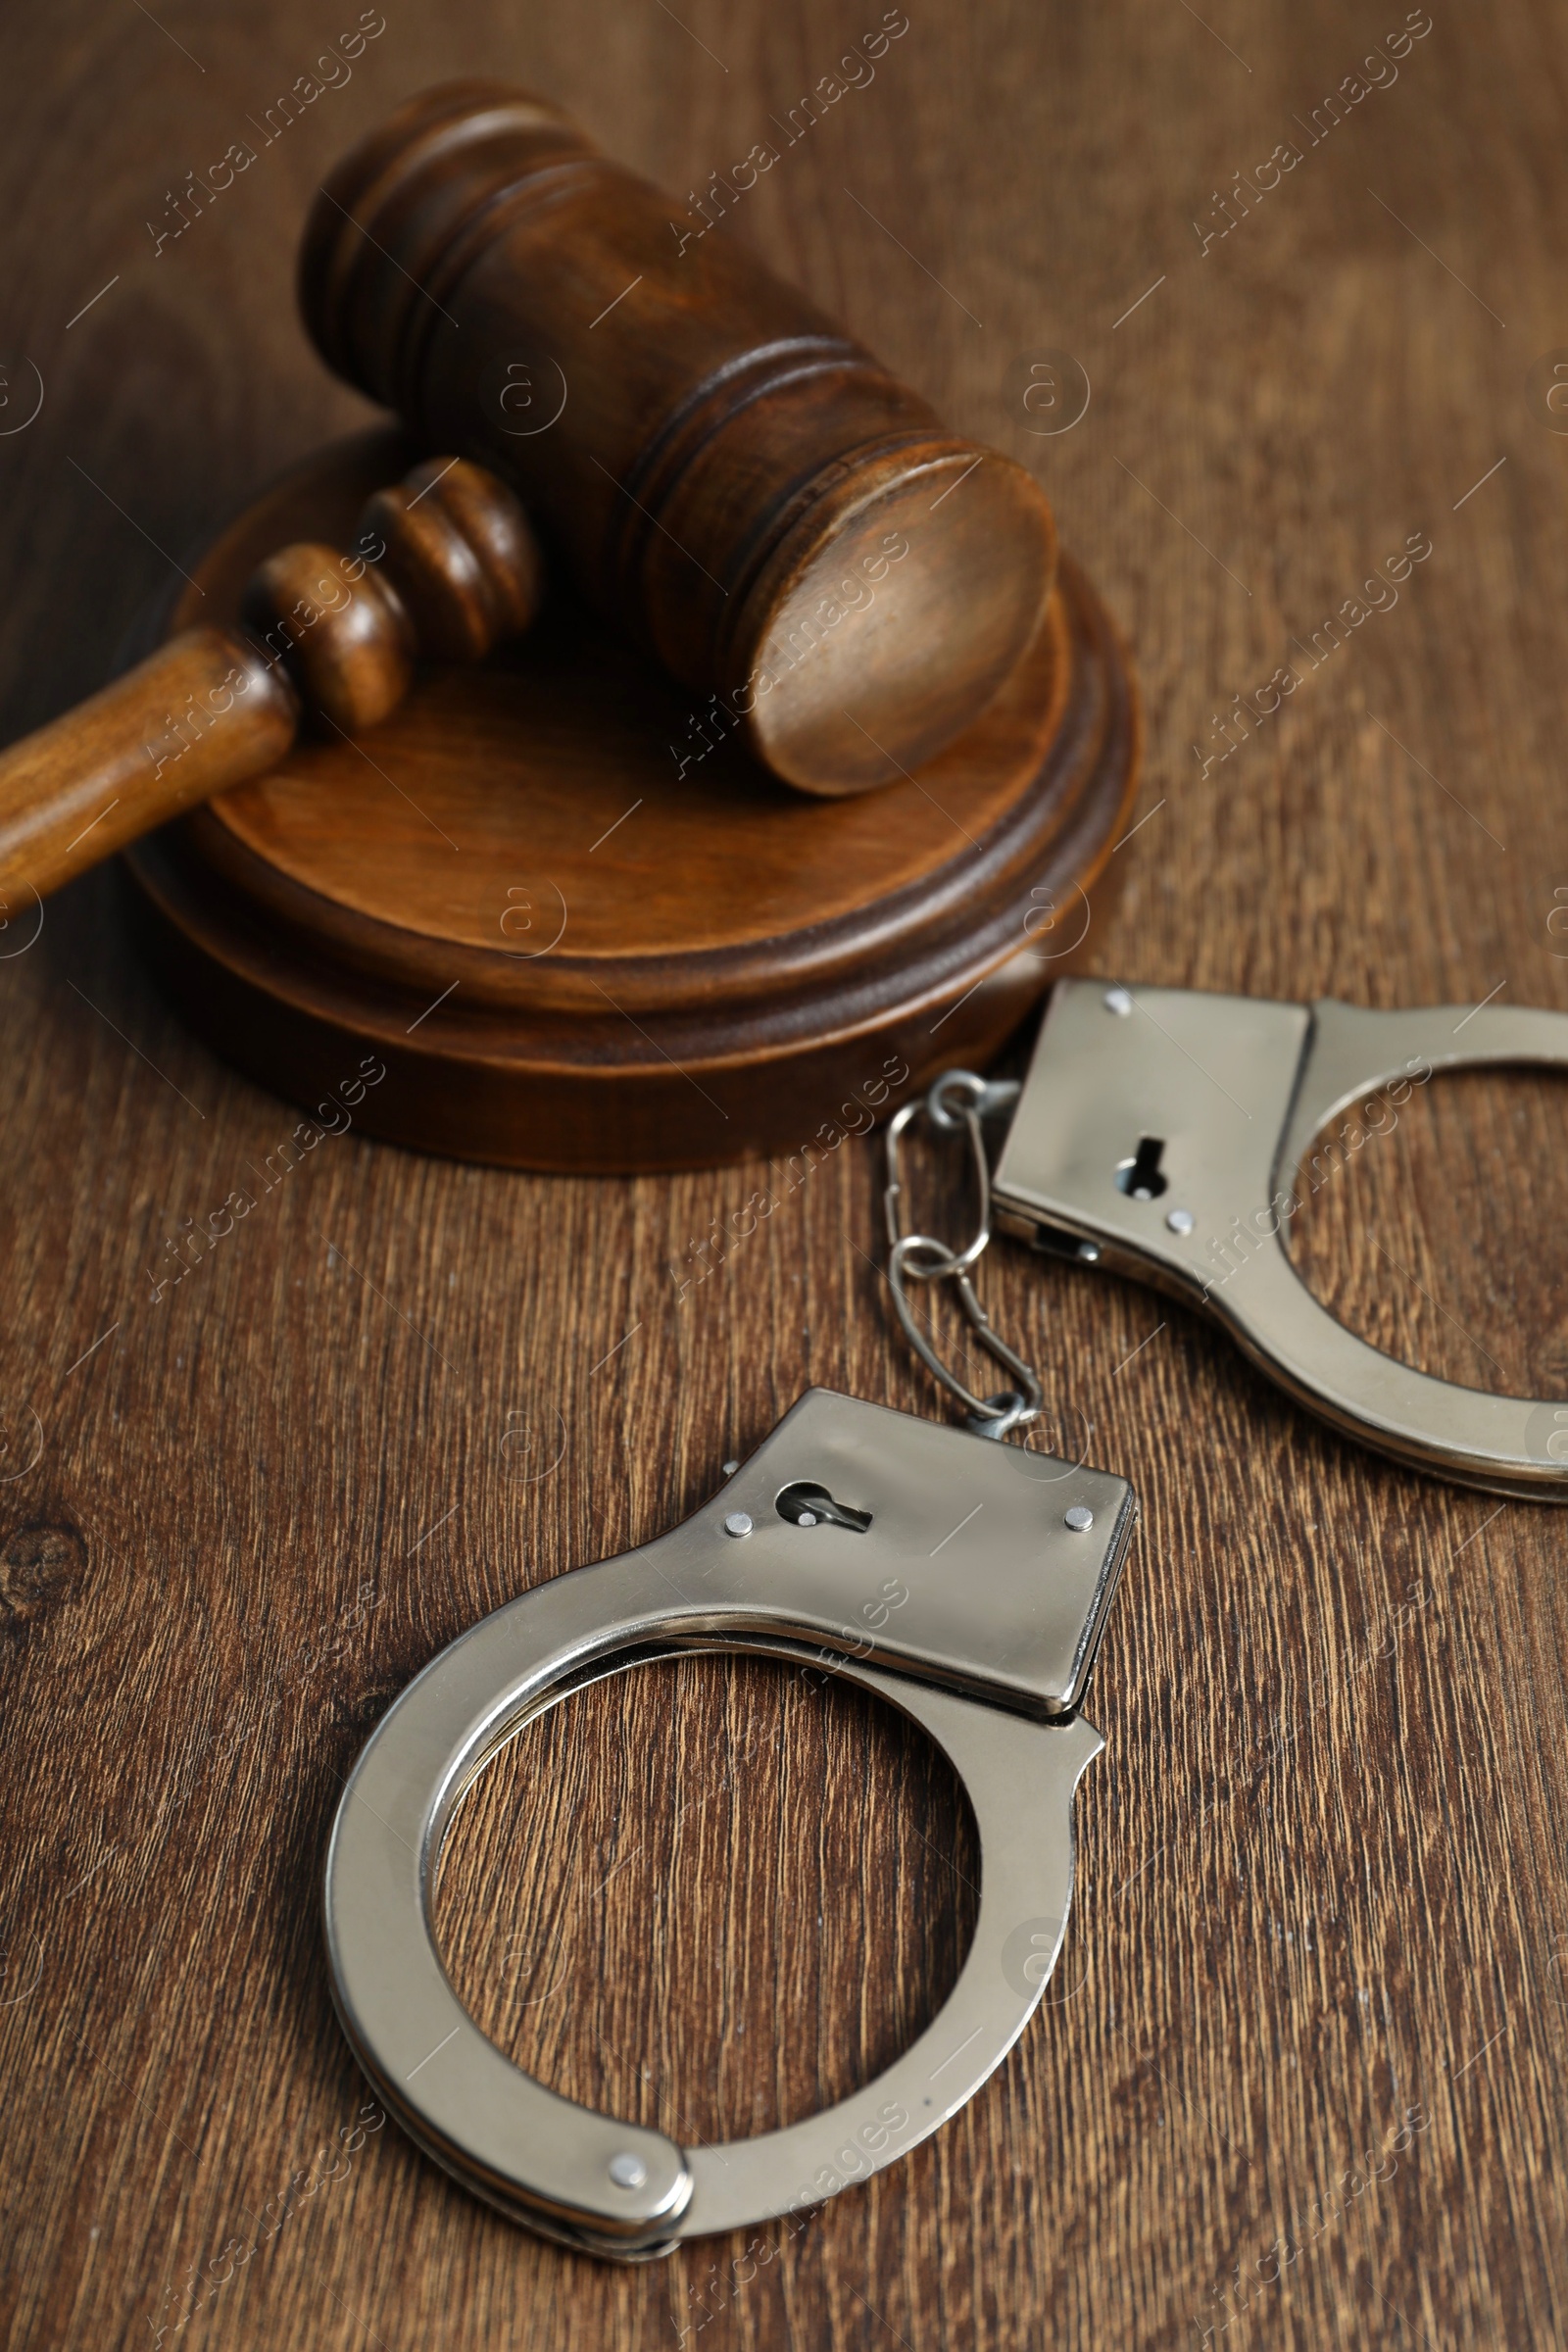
2, 4, 1566, 2345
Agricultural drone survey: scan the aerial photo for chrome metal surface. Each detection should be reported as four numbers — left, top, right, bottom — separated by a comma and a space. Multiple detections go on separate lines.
323, 1391, 1135, 2259
993, 977, 1568, 1498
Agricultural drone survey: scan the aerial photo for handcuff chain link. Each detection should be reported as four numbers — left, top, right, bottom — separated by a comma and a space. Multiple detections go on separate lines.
884, 1069, 1044, 1440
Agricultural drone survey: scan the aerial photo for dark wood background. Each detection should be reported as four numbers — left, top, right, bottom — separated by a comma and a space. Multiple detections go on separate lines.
3, 3, 1567, 2346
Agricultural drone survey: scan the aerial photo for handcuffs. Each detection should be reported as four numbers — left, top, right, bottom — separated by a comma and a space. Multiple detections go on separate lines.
890, 978, 1568, 1499
323, 976, 1567, 2264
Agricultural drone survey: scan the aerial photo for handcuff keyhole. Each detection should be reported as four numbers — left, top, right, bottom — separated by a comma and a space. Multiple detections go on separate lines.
1115, 1135, 1169, 1200
775, 1481, 872, 1534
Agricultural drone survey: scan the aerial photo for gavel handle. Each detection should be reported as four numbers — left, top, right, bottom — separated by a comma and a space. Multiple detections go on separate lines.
0, 627, 299, 905
0, 454, 542, 910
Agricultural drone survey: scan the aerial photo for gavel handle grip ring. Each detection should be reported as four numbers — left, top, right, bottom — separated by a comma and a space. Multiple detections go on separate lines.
993, 982, 1568, 1499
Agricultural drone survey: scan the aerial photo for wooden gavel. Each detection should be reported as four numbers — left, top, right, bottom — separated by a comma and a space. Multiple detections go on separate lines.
0, 78, 1058, 907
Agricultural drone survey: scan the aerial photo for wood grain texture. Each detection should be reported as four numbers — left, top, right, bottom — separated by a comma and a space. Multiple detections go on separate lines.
1, 3, 1567, 2349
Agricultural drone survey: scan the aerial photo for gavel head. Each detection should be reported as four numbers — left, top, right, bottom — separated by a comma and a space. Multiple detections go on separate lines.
300, 81, 1058, 797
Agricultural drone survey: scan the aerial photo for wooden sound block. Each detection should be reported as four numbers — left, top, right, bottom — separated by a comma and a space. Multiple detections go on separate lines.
124, 427, 1141, 1171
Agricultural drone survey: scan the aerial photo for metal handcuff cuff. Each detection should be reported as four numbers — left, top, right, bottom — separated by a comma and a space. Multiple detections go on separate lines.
894, 976, 1568, 1499
324, 1393, 1136, 2258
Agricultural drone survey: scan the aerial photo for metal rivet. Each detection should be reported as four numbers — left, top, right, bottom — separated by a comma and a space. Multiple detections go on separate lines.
1080, 1242, 1102, 1264
608, 2152, 648, 2190
722, 1459, 740, 1476
1064, 1504, 1095, 1533
723, 1511, 754, 1539
1102, 986, 1133, 1016
1166, 1208, 1195, 1236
